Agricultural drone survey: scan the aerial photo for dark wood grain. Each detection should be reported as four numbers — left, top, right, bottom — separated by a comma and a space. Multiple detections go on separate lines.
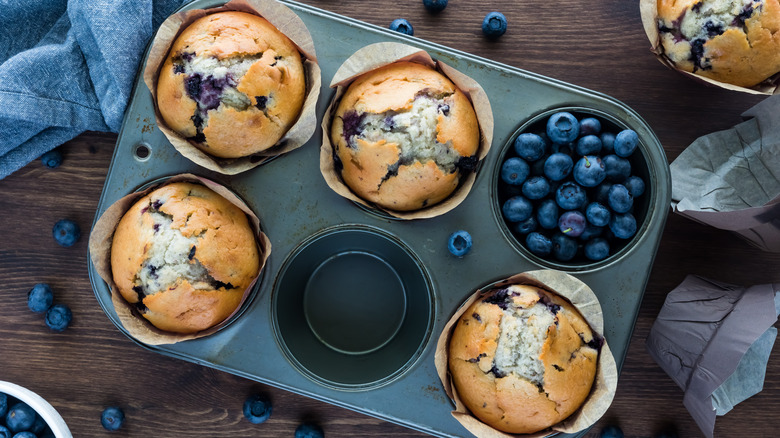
2, 1, 779, 437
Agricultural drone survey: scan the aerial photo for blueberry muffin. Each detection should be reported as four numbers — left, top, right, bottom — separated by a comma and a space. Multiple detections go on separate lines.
330, 61, 480, 211
448, 284, 599, 434
657, 0, 780, 87
110, 182, 260, 334
157, 11, 306, 158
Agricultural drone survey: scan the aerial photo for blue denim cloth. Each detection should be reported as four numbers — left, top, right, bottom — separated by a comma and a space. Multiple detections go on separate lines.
0, 0, 189, 179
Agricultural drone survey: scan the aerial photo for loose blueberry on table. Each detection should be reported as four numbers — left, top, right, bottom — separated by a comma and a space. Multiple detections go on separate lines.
389, 18, 414, 35
497, 111, 646, 263
51, 219, 80, 247
40, 148, 63, 169
600, 425, 624, 438
44, 304, 72, 332
100, 406, 125, 431
422, 0, 447, 12
27, 283, 54, 314
243, 394, 272, 424
295, 422, 325, 438
447, 230, 473, 257
482, 12, 507, 39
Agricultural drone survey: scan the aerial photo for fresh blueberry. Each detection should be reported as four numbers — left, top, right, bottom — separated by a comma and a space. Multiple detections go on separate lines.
100, 406, 124, 431
389, 18, 414, 35
52, 219, 80, 247
575, 135, 602, 156
526, 232, 552, 256
608, 184, 633, 213
500, 157, 530, 185
546, 112, 580, 144
514, 216, 537, 234
0, 426, 9, 438
422, 0, 447, 12
558, 210, 587, 237
543, 153, 573, 181
243, 394, 272, 424
600, 425, 624, 438
295, 423, 324, 438
44, 304, 72, 332
573, 155, 606, 187
482, 12, 507, 39
502, 196, 533, 223
580, 225, 604, 241
513, 133, 547, 162
584, 238, 610, 261
603, 154, 631, 183
585, 202, 611, 227
12, 432, 37, 438
0, 393, 7, 419
579, 117, 601, 136
6, 403, 36, 433
521, 176, 550, 200
551, 233, 578, 261
30, 414, 47, 435
600, 131, 616, 153
40, 149, 63, 169
447, 230, 473, 257
593, 182, 614, 204
623, 175, 645, 197
614, 130, 639, 157
555, 182, 587, 210
27, 283, 54, 313
609, 213, 637, 239
536, 199, 559, 230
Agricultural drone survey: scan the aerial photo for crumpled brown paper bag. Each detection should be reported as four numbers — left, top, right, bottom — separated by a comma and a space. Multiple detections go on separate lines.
670, 94, 780, 252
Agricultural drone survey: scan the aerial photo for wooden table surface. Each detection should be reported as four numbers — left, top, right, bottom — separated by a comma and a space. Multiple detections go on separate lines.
2, 0, 780, 437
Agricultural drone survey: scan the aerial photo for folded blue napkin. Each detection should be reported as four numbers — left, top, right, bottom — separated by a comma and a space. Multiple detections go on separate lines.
0, 0, 189, 179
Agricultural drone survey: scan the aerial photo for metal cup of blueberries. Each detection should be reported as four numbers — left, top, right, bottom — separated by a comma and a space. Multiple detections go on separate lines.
496, 108, 651, 268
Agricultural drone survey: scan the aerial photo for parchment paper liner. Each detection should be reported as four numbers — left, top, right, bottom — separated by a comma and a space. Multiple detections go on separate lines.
319, 42, 494, 220
639, 0, 780, 95
143, 0, 322, 174
88, 174, 272, 345
434, 270, 618, 438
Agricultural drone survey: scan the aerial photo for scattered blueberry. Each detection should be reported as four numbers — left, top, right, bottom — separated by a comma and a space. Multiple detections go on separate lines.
389, 18, 414, 35
573, 156, 606, 187
482, 12, 507, 39
608, 184, 633, 213
27, 283, 54, 313
295, 423, 325, 438
514, 217, 538, 234
521, 176, 550, 200
585, 203, 611, 227
513, 133, 547, 162
609, 213, 637, 239
543, 153, 573, 181
614, 129, 639, 157
0, 426, 9, 438
575, 135, 602, 156
500, 157, 529, 185
579, 117, 601, 136
502, 196, 533, 223
584, 238, 610, 261
526, 232, 552, 256
44, 304, 72, 332
624, 175, 645, 197
603, 154, 631, 183
555, 182, 587, 210
5, 403, 36, 433
600, 131, 616, 153
100, 406, 125, 431
52, 219, 80, 247
600, 425, 624, 438
551, 233, 578, 261
243, 394, 272, 424
546, 112, 579, 144
536, 199, 559, 230
558, 210, 587, 237
447, 230, 473, 257
422, 0, 447, 12
40, 149, 63, 169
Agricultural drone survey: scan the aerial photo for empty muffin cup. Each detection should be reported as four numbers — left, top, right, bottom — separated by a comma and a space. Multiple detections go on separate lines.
272, 225, 434, 390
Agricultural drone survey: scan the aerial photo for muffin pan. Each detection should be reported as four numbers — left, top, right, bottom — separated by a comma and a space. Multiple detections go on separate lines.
87, 0, 671, 437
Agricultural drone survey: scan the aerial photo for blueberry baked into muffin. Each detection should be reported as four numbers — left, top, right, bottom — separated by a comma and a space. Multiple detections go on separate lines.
448, 284, 599, 434
157, 11, 306, 158
657, 0, 780, 88
111, 182, 260, 334
330, 61, 480, 212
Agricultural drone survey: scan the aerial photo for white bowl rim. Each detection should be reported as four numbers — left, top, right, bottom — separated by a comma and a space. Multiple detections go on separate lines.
0, 380, 72, 438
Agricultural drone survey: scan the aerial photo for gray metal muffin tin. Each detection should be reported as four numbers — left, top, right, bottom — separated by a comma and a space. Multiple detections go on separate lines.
87, 0, 671, 436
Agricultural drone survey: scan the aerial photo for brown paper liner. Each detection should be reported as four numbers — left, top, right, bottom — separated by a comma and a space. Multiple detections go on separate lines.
143, 0, 322, 174
434, 270, 618, 438
319, 42, 494, 220
88, 174, 272, 345
639, 0, 780, 95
